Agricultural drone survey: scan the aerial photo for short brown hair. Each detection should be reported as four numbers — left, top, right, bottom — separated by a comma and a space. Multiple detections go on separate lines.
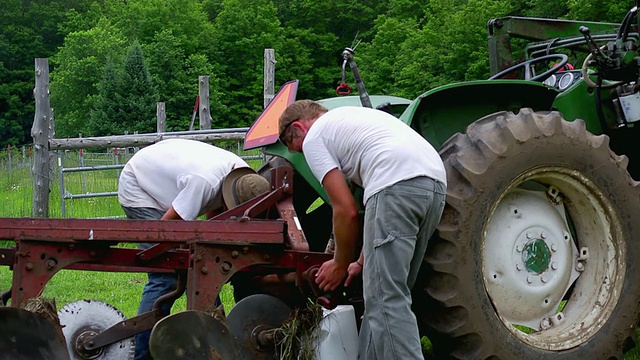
278, 100, 328, 137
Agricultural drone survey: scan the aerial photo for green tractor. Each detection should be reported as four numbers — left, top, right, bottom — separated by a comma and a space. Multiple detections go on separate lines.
247, 1, 640, 359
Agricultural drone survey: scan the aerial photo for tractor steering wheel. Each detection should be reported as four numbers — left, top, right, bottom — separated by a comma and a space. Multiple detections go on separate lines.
489, 54, 569, 82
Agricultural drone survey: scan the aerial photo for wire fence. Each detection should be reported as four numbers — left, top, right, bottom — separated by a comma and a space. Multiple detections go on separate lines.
0, 139, 264, 219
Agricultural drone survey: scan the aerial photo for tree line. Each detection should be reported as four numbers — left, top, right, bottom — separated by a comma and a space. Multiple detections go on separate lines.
0, 0, 634, 146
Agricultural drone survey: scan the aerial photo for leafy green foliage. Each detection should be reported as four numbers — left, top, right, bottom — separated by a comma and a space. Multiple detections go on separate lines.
143, 30, 217, 132
2, 0, 639, 143
50, 18, 127, 137
209, 0, 284, 127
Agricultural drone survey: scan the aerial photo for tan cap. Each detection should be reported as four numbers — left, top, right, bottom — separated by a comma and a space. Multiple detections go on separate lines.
222, 167, 271, 209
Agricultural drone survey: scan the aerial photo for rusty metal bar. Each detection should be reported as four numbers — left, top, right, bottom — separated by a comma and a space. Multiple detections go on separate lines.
276, 197, 308, 251
0, 218, 284, 244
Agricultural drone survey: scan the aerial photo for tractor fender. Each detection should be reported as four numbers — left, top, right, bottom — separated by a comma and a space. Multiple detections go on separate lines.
400, 80, 559, 149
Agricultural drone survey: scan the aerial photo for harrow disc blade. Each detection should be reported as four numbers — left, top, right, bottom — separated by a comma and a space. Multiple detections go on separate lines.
149, 310, 242, 360
226, 294, 291, 360
0, 307, 70, 360
58, 299, 134, 360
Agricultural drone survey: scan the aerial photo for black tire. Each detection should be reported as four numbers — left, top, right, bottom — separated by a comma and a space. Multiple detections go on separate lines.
414, 108, 640, 359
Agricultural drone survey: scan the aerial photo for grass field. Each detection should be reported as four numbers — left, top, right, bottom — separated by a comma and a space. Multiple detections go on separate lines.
1, 146, 640, 358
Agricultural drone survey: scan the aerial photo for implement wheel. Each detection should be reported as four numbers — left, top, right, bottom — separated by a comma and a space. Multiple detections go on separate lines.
414, 108, 640, 359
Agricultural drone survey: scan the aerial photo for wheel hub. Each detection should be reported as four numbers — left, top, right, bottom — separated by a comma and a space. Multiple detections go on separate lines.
484, 189, 581, 330
521, 238, 551, 274
74, 331, 102, 359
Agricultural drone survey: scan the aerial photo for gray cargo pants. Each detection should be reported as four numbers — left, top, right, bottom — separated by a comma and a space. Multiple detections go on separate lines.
358, 176, 446, 360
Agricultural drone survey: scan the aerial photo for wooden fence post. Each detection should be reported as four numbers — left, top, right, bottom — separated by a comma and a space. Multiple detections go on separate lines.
264, 48, 276, 108
32, 58, 52, 218
7, 145, 12, 180
157, 102, 166, 133
198, 76, 211, 130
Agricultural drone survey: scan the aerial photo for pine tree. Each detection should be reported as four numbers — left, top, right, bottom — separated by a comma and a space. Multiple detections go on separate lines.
89, 57, 121, 136
118, 40, 159, 134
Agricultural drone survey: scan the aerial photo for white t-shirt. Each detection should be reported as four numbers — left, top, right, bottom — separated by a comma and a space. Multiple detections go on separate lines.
118, 139, 249, 220
302, 106, 446, 204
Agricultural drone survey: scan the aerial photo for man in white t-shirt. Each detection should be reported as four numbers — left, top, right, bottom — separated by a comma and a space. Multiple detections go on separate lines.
118, 138, 270, 360
279, 100, 447, 360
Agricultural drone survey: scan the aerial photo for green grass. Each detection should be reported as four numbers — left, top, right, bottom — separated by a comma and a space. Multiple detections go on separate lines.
2, 148, 640, 358
0, 266, 234, 318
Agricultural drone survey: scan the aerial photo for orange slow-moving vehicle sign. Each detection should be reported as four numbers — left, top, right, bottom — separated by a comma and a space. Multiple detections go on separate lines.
243, 80, 298, 150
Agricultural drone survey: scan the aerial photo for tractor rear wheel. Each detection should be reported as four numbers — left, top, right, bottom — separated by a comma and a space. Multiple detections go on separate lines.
414, 108, 640, 359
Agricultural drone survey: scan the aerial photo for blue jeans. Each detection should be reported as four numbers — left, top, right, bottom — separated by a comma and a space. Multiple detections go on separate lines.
122, 206, 184, 360
358, 176, 446, 360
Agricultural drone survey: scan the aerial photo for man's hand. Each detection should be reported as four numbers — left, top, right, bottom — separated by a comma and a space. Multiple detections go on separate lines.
316, 259, 347, 291
344, 261, 362, 287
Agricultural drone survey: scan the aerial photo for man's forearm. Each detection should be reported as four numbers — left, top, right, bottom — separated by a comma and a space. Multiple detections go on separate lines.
332, 210, 358, 267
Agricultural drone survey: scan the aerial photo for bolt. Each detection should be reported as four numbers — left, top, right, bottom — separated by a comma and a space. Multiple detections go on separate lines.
527, 275, 533, 284
526, 232, 533, 239
47, 259, 57, 270
541, 276, 547, 283
68, 244, 75, 251
551, 244, 557, 252
576, 262, 585, 272
516, 245, 522, 252
25, 263, 33, 271
551, 262, 557, 270
515, 263, 522, 271
540, 318, 551, 330
231, 251, 239, 259
201, 266, 208, 274
221, 262, 231, 273
263, 254, 270, 261
243, 246, 249, 254
540, 231, 546, 239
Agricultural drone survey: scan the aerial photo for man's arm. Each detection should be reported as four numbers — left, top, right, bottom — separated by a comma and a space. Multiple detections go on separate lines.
161, 206, 183, 220
324, 169, 359, 267
315, 168, 359, 291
